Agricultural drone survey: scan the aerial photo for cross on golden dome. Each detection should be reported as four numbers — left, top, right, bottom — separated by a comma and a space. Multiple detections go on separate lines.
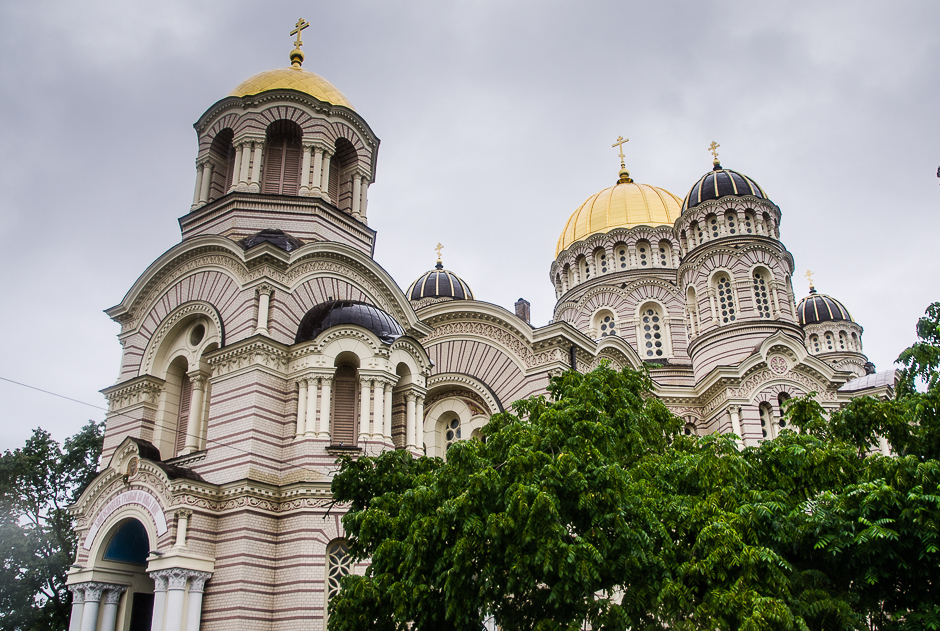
805, 269, 815, 291
289, 18, 310, 67
435, 243, 444, 262
612, 136, 629, 168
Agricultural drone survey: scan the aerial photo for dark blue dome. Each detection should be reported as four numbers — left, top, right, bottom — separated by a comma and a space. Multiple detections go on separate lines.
407, 263, 474, 301
682, 164, 767, 212
797, 290, 854, 326
295, 300, 404, 344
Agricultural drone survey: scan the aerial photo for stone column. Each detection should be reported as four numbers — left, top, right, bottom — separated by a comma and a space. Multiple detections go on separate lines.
163, 570, 188, 631
80, 583, 104, 631
182, 372, 208, 454
360, 180, 369, 223
229, 144, 243, 192
728, 405, 744, 447
359, 379, 372, 443
248, 141, 264, 193
299, 144, 313, 195
383, 386, 393, 442
67, 585, 85, 631
351, 173, 362, 219
320, 151, 332, 203
255, 284, 273, 336
149, 571, 168, 631
238, 141, 251, 189
310, 147, 324, 196
371, 380, 385, 440
415, 395, 425, 452
174, 509, 192, 548
305, 377, 319, 438
198, 161, 213, 205
295, 379, 308, 437
318, 377, 332, 439
184, 573, 211, 631
99, 586, 127, 631
405, 393, 417, 450
191, 163, 205, 210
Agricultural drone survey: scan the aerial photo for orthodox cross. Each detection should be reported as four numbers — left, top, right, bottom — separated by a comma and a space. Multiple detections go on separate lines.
435, 243, 444, 263
805, 269, 815, 290
708, 141, 720, 161
612, 136, 629, 167
291, 18, 310, 48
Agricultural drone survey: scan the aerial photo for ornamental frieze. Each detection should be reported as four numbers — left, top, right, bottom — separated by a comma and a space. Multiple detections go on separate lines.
423, 388, 488, 416
102, 378, 164, 412
425, 321, 560, 368
209, 341, 289, 378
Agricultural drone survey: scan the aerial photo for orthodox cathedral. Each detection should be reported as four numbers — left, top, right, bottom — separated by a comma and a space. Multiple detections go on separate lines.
65, 23, 894, 631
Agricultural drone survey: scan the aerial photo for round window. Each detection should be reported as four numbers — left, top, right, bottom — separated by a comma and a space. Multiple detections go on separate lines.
190, 323, 206, 346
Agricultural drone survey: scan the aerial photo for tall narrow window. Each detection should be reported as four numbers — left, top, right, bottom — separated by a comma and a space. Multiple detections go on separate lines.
595, 249, 608, 274
594, 310, 617, 338
759, 402, 773, 439
261, 120, 303, 195
579, 256, 590, 281
824, 332, 834, 351
658, 240, 671, 267
777, 393, 791, 431
752, 270, 771, 318
326, 539, 352, 604
839, 331, 848, 350
725, 212, 737, 234
636, 241, 650, 266
744, 210, 755, 234
639, 303, 669, 358
715, 274, 736, 324
175, 373, 192, 456
331, 366, 359, 446
687, 287, 699, 336
708, 215, 720, 238
615, 244, 628, 269
208, 129, 234, 201
810, 334, 820, 353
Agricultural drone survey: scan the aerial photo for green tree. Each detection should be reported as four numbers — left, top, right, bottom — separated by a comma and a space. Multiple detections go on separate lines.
329, 303, 940, 631
0, 421, 104, 631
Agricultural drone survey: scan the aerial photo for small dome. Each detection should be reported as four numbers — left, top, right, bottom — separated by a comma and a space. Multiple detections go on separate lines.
230, 66, 354, 110
407, 263, 474, 301
556, 178, 682, 256
295, 300, 403, 344
797, 289, 854, 326
682, 164, 767, 212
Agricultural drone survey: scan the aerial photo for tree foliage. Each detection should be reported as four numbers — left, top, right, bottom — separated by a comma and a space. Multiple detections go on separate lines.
0, 421, 104, 631
329, 304, 940, 631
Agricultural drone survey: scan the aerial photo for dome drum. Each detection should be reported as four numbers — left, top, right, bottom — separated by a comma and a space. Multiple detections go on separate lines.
295, 300, 404, 345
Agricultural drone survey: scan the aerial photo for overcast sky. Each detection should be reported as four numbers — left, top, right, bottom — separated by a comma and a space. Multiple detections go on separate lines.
1, 0, 937, 452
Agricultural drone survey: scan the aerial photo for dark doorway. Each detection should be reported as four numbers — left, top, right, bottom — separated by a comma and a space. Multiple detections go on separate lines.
129, 592, 154, 631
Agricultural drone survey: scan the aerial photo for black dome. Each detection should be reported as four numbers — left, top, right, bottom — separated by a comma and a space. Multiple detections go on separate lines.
797, 290, 854, 326
295, 300, 404, 344
241, 229, 304, 252
682, 164, 767, 212
407, 263, 474, 301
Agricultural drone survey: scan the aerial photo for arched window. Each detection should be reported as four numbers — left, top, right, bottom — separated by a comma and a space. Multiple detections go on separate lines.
636, 241, 650, 267
839, 331, 848, 351
752, 269, 771, 318
441, 413, 462, 452
714, 273, 736, 324
725, 212, 737, 235
658, 240, 672, 267
744, 210, 755, 234
758, 402, 774, 439
594, 248, 608, 275
777, 393, 791, 431
614, 243, 629, 269
707, 214, 720, 238
208, 129, 235, 200
562, 264, 573, 292
594, 309, 617, 339
103, 519, 149, 565
851, 332, 860, 351
326, 539, 353, 607
638, 303, 670, 358
331, 364, 359, 447
578, 256, 590, 281
684, 419, 697, 436
261, 120, 303, 195
329, 137, 358, 212
692, 220, 704, 245
810, 334, 820, 354
824, 332, 834, 351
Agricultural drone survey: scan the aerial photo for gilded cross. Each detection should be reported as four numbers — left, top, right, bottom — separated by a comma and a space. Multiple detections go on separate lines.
708, 141, 720, 161
435, 243, 444, 262
612, 136, 629, 167
805, 269, 815, 290
291, 18, 310, 48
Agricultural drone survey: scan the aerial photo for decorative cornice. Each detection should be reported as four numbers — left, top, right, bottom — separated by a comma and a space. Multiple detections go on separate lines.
100, 375, 165, 413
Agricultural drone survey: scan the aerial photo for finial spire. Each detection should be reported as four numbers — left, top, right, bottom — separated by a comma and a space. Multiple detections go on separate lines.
805, 270, 816, 293
708, 141, 721, 169
289, 18, 311, 68
435, 243, 444, 269
612, 136, 633, 184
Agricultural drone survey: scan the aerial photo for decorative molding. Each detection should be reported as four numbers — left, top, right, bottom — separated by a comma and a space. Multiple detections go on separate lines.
208, 339, 289, 379
101, 375, 165, 413
84, 489, 168, 550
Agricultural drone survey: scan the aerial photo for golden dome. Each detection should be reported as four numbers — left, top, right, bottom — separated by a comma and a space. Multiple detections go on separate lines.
229, 66, 354, 110
556, 179, 682, 256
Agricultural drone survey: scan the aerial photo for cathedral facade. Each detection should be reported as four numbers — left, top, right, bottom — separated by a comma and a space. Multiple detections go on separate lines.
65, 31, 892, 631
